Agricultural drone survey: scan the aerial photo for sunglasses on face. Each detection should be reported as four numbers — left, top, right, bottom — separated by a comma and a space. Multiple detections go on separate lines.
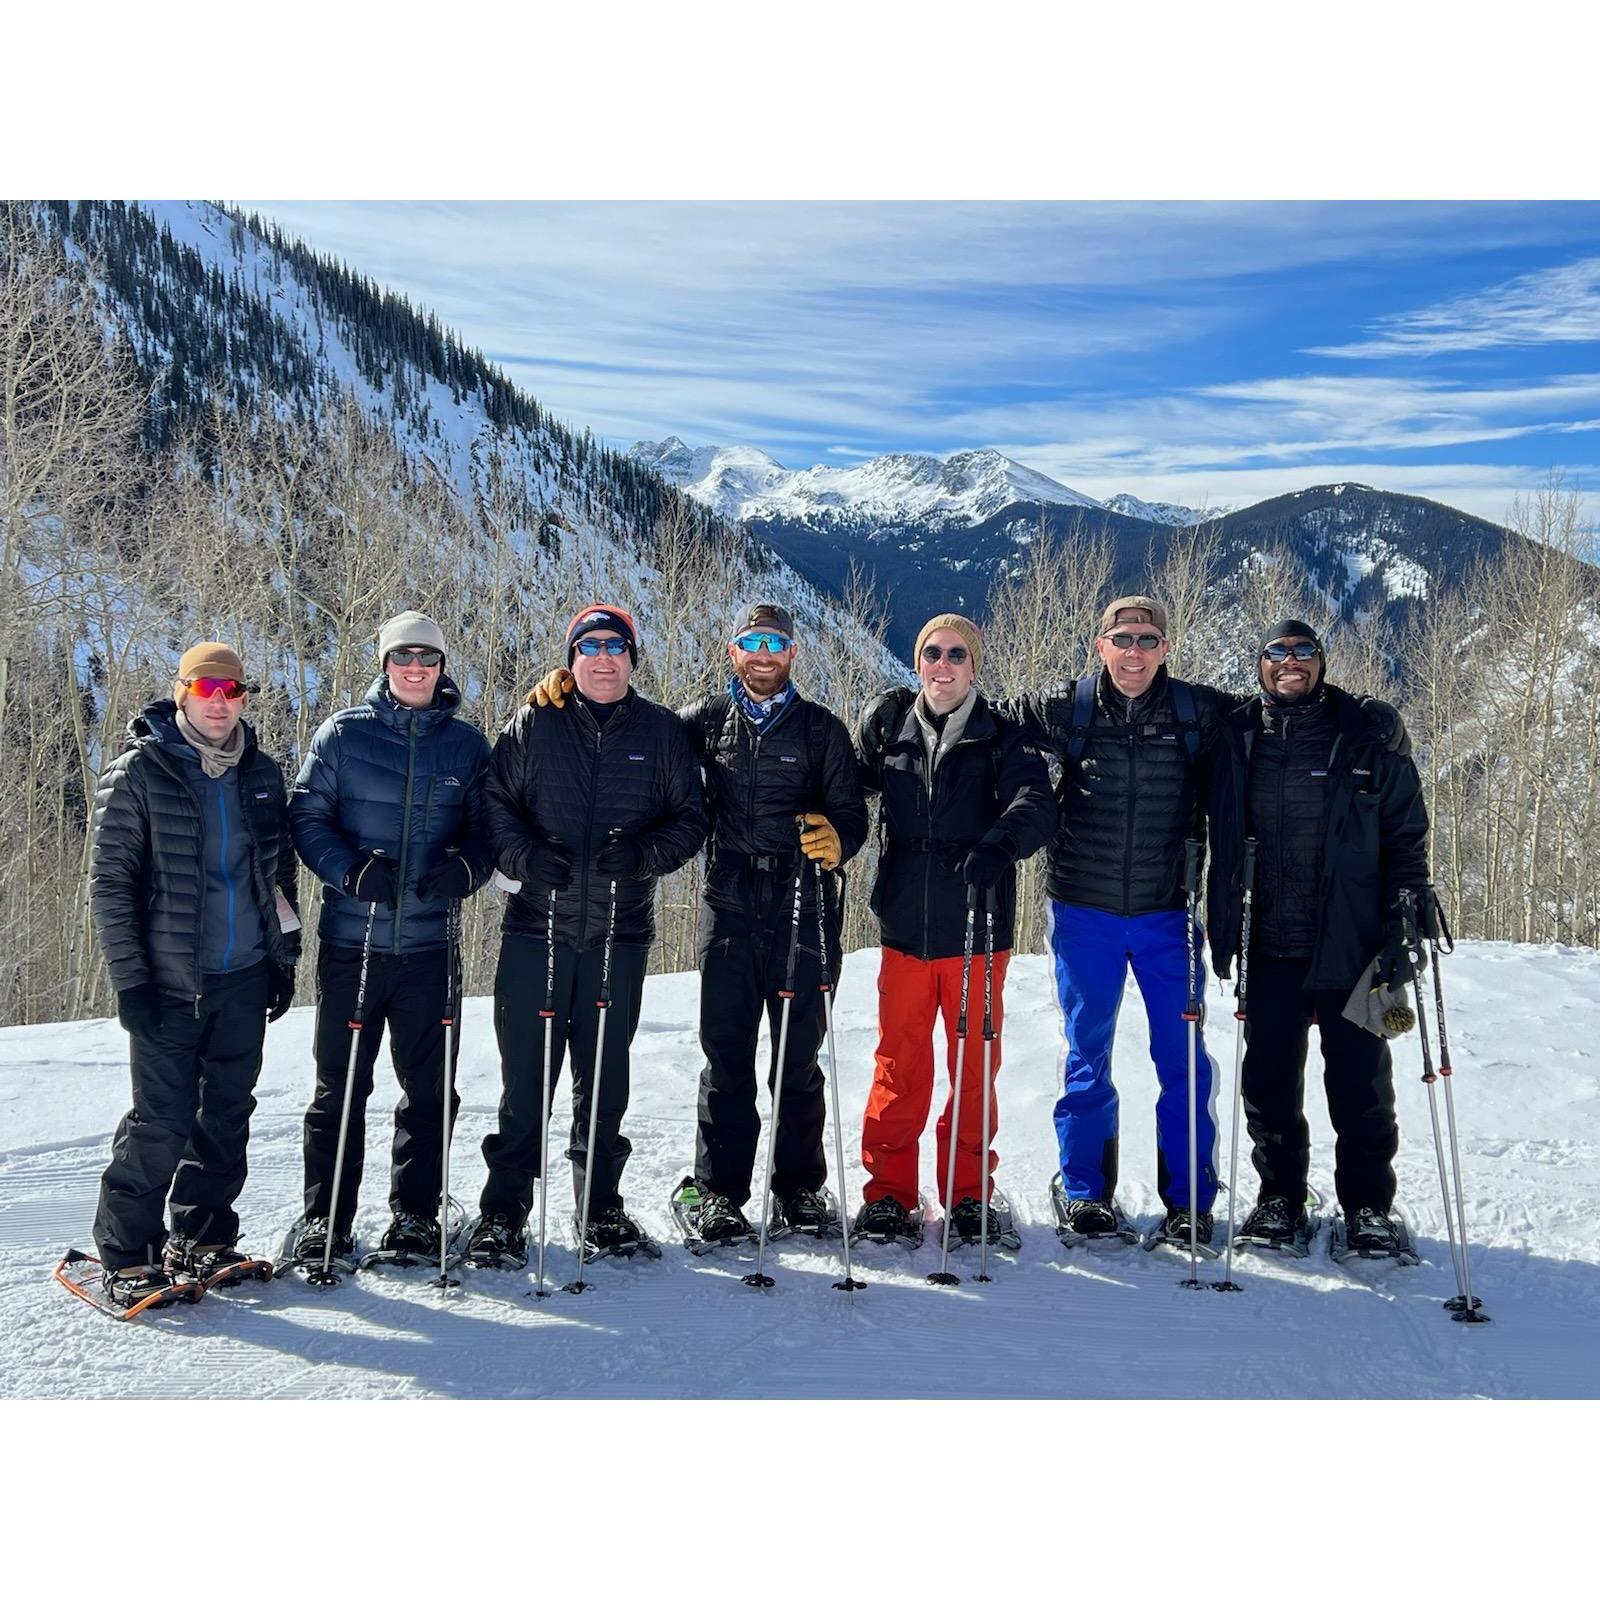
1261, 642, 1321, 662
182, 677, 250, 700
387, 649, 442, 668
920, 644, 970, 665
733, 631, 792, 654
575, 637, 630, 657
1105, 632, 1164, 652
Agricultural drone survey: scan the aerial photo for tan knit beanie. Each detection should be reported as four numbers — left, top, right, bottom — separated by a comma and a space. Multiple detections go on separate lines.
914, 613, 983, 678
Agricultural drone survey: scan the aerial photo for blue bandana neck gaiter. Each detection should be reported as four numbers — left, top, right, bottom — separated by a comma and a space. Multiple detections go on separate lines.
728, 673, 795, 733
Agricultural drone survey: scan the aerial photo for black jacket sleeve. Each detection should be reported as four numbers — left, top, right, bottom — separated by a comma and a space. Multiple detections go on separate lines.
638, 715, 711, 877
1377, 730, 1430, 913
990, 690, 1068, 754
818, 711, 869, 864
484, 707, 546, 883
856, 689, 911, 796
453, 738, 496, 893
90, 753, 152, 992
981, 723, 1056, 864
274, 787, 302, 967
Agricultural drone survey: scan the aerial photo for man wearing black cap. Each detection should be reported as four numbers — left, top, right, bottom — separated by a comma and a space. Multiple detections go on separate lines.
1207, 620, 1430, 1257
534, 599, 867, 1243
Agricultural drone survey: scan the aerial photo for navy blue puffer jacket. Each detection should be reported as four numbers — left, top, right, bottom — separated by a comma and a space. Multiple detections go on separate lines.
290, 676, 493, 953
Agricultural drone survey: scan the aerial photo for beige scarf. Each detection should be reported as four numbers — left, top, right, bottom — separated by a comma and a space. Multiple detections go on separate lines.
176, 706, 246, 779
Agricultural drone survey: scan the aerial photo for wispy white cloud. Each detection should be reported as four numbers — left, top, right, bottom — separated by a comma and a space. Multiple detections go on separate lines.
1310, 256, 1600, 359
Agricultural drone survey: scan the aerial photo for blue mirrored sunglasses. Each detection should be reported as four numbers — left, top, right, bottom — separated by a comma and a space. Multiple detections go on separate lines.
733, 631, 792, 653
576, 637, 630, 656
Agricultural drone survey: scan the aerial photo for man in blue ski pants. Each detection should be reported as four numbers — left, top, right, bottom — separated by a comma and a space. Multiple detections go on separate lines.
1002, 595, 1230, 1245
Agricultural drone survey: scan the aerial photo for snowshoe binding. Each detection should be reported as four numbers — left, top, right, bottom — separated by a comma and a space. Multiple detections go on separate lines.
1328, 1206, 1420, 1266
849, 1194, 926, 1249
462, 1212, 529, 1270
1049, 1173, 1140, 1249
1232, 1195, 1319, 1260
575, 1204, 661, 1265
670, 1178, 756, 1256
359, 1198, 468, 1270
767, 1186, 842, 1239
948, 1192, 1022, 1253
277, 1215, 359, 1282
54, 1249, 204, 1321
1142, 1207, 1219, 1259
165, 1238, 274, 1290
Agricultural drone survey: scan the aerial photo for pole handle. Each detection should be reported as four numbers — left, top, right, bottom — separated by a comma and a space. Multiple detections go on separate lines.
1183, 837, 1203, 896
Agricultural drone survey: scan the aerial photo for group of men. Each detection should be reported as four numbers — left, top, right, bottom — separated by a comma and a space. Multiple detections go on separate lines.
86, 587, 1430, 1306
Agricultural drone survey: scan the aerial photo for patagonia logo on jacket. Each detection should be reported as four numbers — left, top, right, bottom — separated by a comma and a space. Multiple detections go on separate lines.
628, 752, 645, 762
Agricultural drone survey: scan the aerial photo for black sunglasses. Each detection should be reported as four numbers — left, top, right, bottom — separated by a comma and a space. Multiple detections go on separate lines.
387, 648, 443, 668
1105, 631, 1164, 652
1261, 642, 1321, 662
920, 644, 969, 665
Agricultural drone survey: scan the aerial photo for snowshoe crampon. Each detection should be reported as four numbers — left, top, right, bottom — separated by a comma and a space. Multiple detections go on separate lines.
54, 1249, 204, 1321
849, 1194, 927, 1249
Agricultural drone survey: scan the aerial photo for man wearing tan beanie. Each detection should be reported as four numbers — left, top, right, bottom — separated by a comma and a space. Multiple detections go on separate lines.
853, 614, 1053, 1247
86, 641, 300, 1308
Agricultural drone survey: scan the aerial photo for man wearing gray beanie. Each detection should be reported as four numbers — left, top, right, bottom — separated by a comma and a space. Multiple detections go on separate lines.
285, 609, 493, 1271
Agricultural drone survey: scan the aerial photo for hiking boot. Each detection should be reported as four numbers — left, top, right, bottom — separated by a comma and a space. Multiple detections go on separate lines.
1063, 1198, 1121, 1238
102, 1263, 183, 1309
697, 1191, 753, 1242
587, 1205, 645, 1252
465, 1213, 528, 1268
1346, 1206, 1402, 1255
290, 1215, 354, 1266
951, 1197, 1004, 1243
1159, 1207, 1215, 1247
1241, 1195, 1304, 1243
777, 1188, 831, 1231
379, 1210, 442, 1258
163, 1238, 252, 1279
853, 1195, 912, 1238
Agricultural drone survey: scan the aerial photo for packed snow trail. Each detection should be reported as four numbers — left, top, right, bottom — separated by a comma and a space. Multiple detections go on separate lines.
2, 943, 1597, 1398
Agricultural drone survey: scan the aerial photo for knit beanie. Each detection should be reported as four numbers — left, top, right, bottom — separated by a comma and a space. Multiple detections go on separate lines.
914, 613, 983, 678
566, 603, 639, 667
1260, 618, 1324, 655
377, 610, 447, 663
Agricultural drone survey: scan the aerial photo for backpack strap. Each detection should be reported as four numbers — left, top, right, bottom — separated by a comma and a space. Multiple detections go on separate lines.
1064, 673, 1098, 767
1169, 677, 1201, 763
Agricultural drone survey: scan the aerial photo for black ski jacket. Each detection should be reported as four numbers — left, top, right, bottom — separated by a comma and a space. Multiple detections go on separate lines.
679, 690, 867, 911
857, 689, 1054, 960
488, 688, 708, 949
998, 667, 1229, 917
90, 701, 300, 1002
1207, 683, 1430, 991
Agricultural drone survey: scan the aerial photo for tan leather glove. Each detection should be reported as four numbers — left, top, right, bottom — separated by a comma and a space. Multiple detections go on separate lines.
797, 812, 842, 870
530, 666, 575, 708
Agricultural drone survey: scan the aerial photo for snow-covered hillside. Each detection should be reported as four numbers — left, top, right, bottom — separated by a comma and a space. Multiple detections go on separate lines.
3, 940, 1594, 1399
631, 437, 1101, 526
1103, 492, 1229, 526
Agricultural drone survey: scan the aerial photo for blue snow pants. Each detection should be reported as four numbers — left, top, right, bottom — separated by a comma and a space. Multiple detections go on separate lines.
1050, 900, 1218, 1212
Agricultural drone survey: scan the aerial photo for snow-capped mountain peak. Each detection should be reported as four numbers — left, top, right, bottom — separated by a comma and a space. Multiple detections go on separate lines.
1103, 492, 1231, 526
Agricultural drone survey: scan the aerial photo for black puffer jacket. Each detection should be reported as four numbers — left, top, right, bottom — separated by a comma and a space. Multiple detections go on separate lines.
1208, 683, 1430, 991
857, 689, 1054, 960
1000, 667, 1229, 917
1246, 691, 1337, 957
90, 701, 300, 1000
679, 690, 867, 910
290, 675, 493, 955
488, 688, 708, 949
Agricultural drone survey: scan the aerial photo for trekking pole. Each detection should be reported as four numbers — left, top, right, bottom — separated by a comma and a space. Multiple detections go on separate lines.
532, 887, 558, 1299
1425, 890, 1490, 1324
1401, 888, 1471, 1317
1180, 837, 1206, 1290
308, 895, 379, 1288
564, 852, 620, 1295
432, 893, 463, 1291
928, 888, 978, 1287
975, 886, 998, 1285
744, 854, 808, 1289
1214, 839, 1256, 1294
815, 859, 864, 1293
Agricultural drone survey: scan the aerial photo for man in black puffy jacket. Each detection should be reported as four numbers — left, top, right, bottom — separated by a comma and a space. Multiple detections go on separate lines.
532, 600, 867, 1242
999, 595, 1230, 1245
472, 605, 707, 1261
89, 642, 300, 1307
1207, 621, 1430, 1256
854, 614, 1054, 1244
288, 611, 492, 1265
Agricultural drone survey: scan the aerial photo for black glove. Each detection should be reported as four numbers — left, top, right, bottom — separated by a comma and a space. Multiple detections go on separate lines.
961, 840, 1011, 894
266, 965, 295, 1023
526, 842, 573, 894
1375, 910, 1425, 990
596, 835, 647, 881
116, 981, 163, 1037
344, 851, 398, 906
418, 852, 473, 902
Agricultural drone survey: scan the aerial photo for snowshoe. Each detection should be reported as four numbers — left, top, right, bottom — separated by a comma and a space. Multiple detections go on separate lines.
1142, 1207, 1220, 1260
462, 1213, 529, 1270
849, 1194, 926, 1249
948, 1192, 1022, 1253
574, 1204, 661, 1265
277, 1215, 359, 1280
359, 1198, 468, 1270
1231, 1195, 1319, 1260
767, 1186, 842, 1239
1049, 1173, 1140, 1249
670, 1178, 756, 1257
1328, 1206, 1420, 1266
165, 1238, 274, 1290
54, 1249, 204, 1321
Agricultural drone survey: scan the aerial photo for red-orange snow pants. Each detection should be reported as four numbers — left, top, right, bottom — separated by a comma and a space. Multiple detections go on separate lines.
860, 945, 1010, 1209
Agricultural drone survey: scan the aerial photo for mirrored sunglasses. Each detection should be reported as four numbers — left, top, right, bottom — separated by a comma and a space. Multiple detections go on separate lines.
733, 631, 792, 654
576, 637, 630, 656
182, 677, 250, 700
1261, 641, 1321, 662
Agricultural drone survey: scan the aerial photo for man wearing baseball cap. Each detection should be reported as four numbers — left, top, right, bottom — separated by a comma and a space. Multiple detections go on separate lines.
999, 594, 1231, 1249
286, 609, 493, 1269
88, 641, 301, 1306
532, 597, 867, 1244
1206, 621, 1430, 1258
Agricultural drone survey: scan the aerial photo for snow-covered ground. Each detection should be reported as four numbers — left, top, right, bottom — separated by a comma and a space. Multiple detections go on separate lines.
2, 941, 1596, 1400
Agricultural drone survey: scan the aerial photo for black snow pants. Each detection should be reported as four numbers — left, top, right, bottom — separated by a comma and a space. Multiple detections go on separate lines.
93, 961, 270, 1268
477, 934, 649, 1224
301, 943, 460, 1230
693, 867, 842, 1208
1241, 953, 1399, 1215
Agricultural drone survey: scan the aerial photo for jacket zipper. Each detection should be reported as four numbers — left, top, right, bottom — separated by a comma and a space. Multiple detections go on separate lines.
393, 715, 419, 954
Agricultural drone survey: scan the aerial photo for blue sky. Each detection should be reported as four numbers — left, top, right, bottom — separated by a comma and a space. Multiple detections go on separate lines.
242, 201, 1600, 524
